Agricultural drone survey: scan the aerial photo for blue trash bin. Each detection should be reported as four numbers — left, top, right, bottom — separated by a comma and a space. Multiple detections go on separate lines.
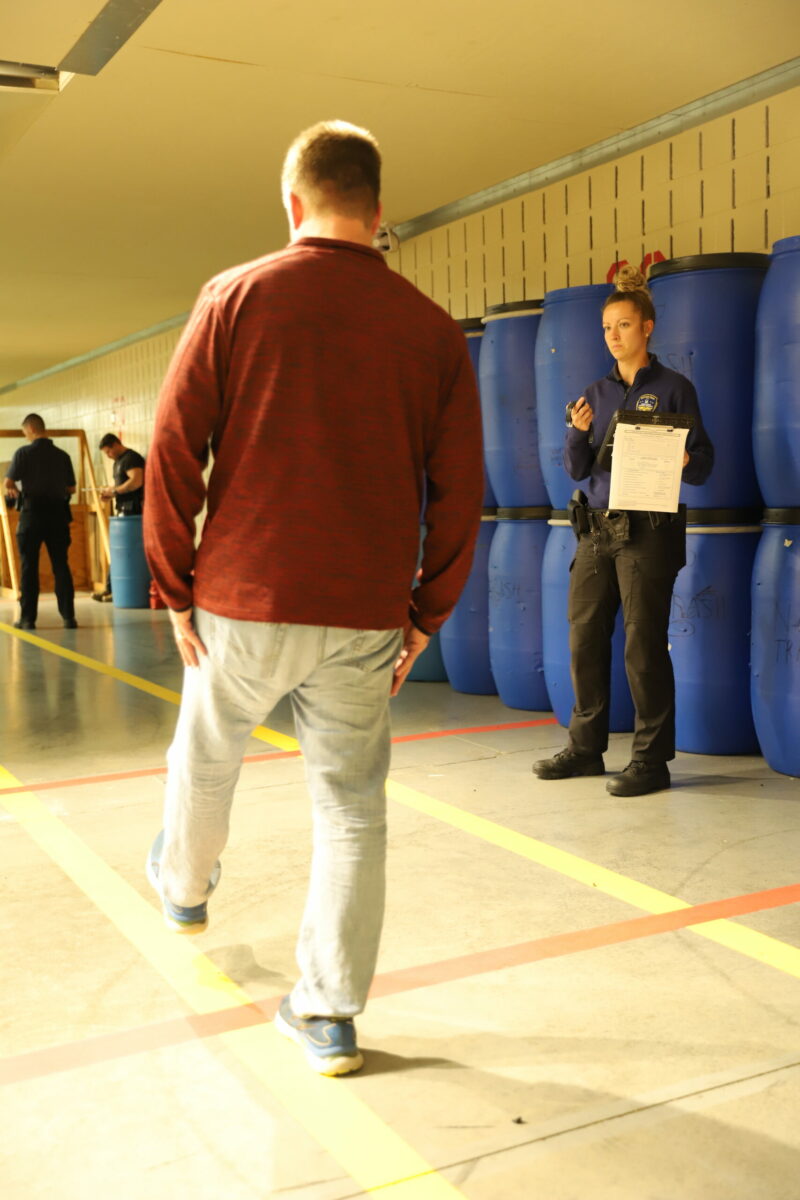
110, 515, 150, 608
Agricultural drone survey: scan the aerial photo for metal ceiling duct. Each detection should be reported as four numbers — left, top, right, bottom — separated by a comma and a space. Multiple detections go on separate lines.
59, 0, 166, 76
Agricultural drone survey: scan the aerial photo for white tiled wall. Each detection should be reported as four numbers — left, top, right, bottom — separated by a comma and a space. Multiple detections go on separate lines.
3, 87, 800, 446
388, 88, 800, 315
0, 328, 182, 483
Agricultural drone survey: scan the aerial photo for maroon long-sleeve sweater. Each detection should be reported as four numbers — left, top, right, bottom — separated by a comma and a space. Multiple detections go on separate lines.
143, 237, 484, 634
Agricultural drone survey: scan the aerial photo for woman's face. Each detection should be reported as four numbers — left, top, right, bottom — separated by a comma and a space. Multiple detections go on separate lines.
602, 300, 653, 364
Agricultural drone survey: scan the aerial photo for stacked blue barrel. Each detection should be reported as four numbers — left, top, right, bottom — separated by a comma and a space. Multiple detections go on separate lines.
541, 511, 635, 731
751, 236, 800, 776
669, 510, 762, 754
480, 301, 550, 708
407, 521, 448, 682
488, 506, 551, 709
649, 252, 770, 756
534, 283, 635, 730
439, 318, 497, 694
535, 284, 613, 511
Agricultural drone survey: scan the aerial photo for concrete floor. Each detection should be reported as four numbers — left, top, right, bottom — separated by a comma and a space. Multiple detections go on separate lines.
2, 595, 800, 1199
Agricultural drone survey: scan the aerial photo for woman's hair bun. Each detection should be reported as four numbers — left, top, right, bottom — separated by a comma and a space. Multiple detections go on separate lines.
614, 264, 649, 293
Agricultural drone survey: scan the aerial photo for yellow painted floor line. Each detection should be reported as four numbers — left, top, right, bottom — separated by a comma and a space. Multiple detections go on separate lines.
0, 761, 464, 1198
0, 621, 295, 750
6, 618, 800, 985
386, 779, 800, 981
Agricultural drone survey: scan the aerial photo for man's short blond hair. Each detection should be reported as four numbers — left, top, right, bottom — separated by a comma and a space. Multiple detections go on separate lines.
281, 120, 381, 222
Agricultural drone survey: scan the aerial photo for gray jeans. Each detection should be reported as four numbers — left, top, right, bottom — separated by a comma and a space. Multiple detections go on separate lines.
159, 608, 403, 1018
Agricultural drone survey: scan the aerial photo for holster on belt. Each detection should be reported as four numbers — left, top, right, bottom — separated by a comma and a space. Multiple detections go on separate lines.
567, 489, 590, 540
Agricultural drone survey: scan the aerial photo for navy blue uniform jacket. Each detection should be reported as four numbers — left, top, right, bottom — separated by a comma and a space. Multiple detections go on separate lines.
564, 354, 714, 508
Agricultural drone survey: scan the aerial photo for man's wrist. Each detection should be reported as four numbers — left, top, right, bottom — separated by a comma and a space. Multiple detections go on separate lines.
408, 609, 433, 637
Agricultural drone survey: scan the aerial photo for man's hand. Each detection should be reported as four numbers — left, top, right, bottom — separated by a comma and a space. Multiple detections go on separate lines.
391, 622, 431, 696
571, 396, 594, 432
683, 450, 690, 468
99, 486, 115, 500
169, 607, 208, 668
3, 478, 19, 500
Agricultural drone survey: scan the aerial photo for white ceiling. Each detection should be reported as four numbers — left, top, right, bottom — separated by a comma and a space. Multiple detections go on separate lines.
1, 0, 799, 391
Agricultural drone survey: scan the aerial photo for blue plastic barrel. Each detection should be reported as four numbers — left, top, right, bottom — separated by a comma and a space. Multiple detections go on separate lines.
535, 284, 612, 510
407, 630, 448, 682
669, 511, 762, 754
459, 317, 496, 507
649, 254, 769, 509
407, 523, 448, 682
540, 515, 634, 731
440, 511, 497, 694
751, 509, 800, 776
488, 508, 550, 710
479, 302, 548, 507
110, 515, 150, 608
754, 237, 800, 506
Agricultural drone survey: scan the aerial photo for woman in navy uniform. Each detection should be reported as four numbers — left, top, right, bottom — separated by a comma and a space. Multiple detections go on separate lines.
533, 266, 713, 796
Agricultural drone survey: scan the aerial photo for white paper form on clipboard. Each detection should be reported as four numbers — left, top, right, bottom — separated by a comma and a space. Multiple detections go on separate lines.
608, 421, 689, 512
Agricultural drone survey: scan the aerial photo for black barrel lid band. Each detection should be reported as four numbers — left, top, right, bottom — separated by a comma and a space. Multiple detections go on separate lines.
649, 253, 771, 280
483, 300, 545, 317
762, 508, 800, 524
685, 508, 764, 524
496, 506, 552, 520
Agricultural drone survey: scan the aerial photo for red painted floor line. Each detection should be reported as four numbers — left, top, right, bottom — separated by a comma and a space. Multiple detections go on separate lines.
0, 718, 557, 797
391, 718, 557, 743
4, 881, 799, 1086
369, 881, 800, 998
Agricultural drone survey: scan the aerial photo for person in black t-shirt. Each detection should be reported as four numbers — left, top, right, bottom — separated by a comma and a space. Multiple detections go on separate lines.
3, 413, 77, 630
94, 433, 146, 601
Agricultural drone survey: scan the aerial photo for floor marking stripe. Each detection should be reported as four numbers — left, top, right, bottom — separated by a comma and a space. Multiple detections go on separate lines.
385, 779, 800, 978
5, 883, 800, 1088
0, 621, 556, 760
391, 718, 557, 743
0, 621, 294, 750
6, 623, 800, 1011
0, 762, 464, 1198
369, 882, 800, 996
0, 720, 557, 797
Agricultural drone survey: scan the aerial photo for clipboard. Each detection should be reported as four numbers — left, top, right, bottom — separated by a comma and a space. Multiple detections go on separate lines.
596, 409, 695, 472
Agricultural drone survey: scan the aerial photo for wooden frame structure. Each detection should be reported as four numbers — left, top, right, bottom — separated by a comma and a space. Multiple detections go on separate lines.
0, 428, 110, 600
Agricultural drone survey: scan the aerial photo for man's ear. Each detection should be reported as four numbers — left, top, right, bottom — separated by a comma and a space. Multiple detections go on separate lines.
289, 192, 304, 230
369, 202, 383, 237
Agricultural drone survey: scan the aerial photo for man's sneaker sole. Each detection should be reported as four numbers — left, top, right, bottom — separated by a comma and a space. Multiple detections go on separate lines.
162, 908, 208, 935
146, 830, 220, 935
275, 1003, 364, 1076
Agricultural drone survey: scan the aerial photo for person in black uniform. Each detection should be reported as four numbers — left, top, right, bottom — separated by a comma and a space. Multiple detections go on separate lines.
93, 433, 145, 601
3, 413, 78, 631
533, 266, 714, 797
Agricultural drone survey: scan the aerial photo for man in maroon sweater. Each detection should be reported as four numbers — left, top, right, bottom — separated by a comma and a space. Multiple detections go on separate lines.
144, 120, 483, 1075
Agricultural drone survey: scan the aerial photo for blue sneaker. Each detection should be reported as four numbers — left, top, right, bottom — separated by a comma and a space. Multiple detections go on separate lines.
274, 996, 363, 1075
146, 830, 221, 935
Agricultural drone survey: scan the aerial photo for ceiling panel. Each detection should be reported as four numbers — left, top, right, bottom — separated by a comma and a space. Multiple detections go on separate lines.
0, 0, 798, 391
0, 0, 106, 66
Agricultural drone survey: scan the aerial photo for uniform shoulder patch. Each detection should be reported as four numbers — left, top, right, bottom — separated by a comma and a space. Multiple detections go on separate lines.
636, 393, 659, 412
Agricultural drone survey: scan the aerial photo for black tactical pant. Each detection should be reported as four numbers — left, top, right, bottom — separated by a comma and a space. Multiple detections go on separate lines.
566, 511, 685, 764
16, 513, 75, 625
